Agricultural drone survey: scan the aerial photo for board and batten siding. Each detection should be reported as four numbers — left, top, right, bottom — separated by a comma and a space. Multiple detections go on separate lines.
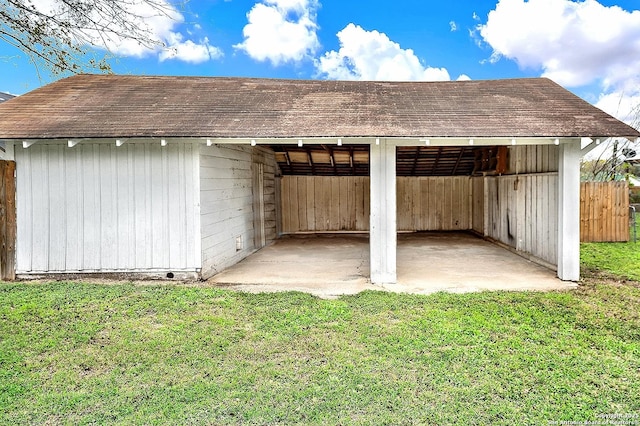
471, 177, 485, 234
280, 176, 370, 233
199, 144, 277, 278
506, 145, 559, 175
15, 142, 200, 274
481, 173, 558, 266
280, 176, 471, 233
397, 177, 471, 231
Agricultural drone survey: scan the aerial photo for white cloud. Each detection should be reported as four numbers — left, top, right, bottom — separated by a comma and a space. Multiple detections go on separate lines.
316, 24, 456, 81
595, 89, 640, 128
31, 0, 221, 63
159, 35, 223, 63
234, 0, 320, 65
478, 0, 640, 90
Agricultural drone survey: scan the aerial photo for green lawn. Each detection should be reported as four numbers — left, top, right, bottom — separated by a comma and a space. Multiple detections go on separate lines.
581, 222, 640, 281
1, 275, 639, 425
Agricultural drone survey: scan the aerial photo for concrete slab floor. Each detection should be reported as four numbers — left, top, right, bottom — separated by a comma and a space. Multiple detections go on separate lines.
207, 232, 577, 298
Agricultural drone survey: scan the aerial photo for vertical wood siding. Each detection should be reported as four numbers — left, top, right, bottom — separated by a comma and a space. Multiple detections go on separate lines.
280, 176, 470, 233
484, 173, 558, 266
280, 176, 370, 233
507, 145, 559, 174
471, 177, 485, 234
199, 145, 277, 278
15, 142, 200, 273
580, 181, 629, 242
397, 177, 471, 231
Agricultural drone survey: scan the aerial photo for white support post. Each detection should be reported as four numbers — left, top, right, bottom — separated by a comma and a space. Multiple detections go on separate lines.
1, 141, 15, 161
557, 141, 581, 281
370, 138, 397, 284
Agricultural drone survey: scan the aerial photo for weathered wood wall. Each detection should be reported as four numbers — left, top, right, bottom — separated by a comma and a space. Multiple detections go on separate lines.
280, 176, 370, 232
199, 145, 277, 278
253, 147, 278, 246
580, 181, 629, 242
0, 160, 16, 280
397, 177, 471, 231
471, 177, 485, 234
480, 173, 558, 266
280, 176, 471, 233
506, 145, 559, 174
15, 142, 200, 274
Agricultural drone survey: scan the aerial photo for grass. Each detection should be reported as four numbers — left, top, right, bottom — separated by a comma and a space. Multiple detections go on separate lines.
581, 222, 640, 280
1, 276, 639, 425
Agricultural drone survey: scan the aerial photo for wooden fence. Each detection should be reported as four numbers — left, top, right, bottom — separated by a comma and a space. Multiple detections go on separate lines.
0, 160, 16, 280
580, 181, 629, 242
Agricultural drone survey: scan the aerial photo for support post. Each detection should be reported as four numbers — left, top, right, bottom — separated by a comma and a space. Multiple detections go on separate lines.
370, 138, 397, 284
557, 141, 581, 281
0, 141, 14, 161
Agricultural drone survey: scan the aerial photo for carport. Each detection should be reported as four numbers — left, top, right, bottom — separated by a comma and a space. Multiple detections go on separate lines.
208, 232, 575, 297
239, 77, 638, 287
1, 75, 638, 283
211, 137, 576, 292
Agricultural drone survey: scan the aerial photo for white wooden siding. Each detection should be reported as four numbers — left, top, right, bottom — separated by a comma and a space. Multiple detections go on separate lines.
15, 142, 200, 273
252, 147, 278, 244
483, 173, 558, 266
507, 145, 559, 175
199, 144, 277, 279
471, 177, 485, 234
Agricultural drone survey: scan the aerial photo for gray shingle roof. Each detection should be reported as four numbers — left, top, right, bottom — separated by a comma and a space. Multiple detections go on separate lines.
0, 92, 14, 103
0, 74, 637, 140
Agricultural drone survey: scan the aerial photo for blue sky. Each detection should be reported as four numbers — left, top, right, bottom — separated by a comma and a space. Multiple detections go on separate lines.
1, 0, 639, 123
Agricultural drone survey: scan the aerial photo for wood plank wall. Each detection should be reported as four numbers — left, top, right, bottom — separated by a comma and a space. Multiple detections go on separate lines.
280, 176, 471, 233
253, 147, 278, 244
281, 176, 370, 232
507, 145, 559, 174
482, 173, 558, 266
0, 160, 16, 280
397, 177, 471, 231
580, 181, 629, 242
15, 143, 200, 273
471, 177, 485, 234
200, 145, 277, 278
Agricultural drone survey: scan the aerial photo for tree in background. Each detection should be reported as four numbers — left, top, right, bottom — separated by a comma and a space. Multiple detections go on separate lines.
581, 102, 640, 182
0, 0, 183, 76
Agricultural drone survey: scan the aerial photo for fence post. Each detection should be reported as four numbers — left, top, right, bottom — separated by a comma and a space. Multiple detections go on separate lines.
0, 160, 16, 280
631, 206, 637, 243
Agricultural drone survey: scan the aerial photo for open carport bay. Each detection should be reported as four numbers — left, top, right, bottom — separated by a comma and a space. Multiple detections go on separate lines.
208, 232, 576, 298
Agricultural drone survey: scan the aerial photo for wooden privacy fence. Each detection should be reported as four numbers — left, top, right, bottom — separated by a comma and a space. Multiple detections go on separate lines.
580, 181, 629, 242
0, 160, 16, 280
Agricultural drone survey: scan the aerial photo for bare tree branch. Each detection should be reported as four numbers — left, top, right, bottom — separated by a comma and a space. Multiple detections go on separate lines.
0, 0, 186, 76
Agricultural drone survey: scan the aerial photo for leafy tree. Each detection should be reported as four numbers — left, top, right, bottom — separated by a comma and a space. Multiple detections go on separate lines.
0, 0, 183, 76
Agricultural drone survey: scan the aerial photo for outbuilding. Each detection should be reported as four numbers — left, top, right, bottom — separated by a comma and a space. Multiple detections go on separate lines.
0, 75, 637, 282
